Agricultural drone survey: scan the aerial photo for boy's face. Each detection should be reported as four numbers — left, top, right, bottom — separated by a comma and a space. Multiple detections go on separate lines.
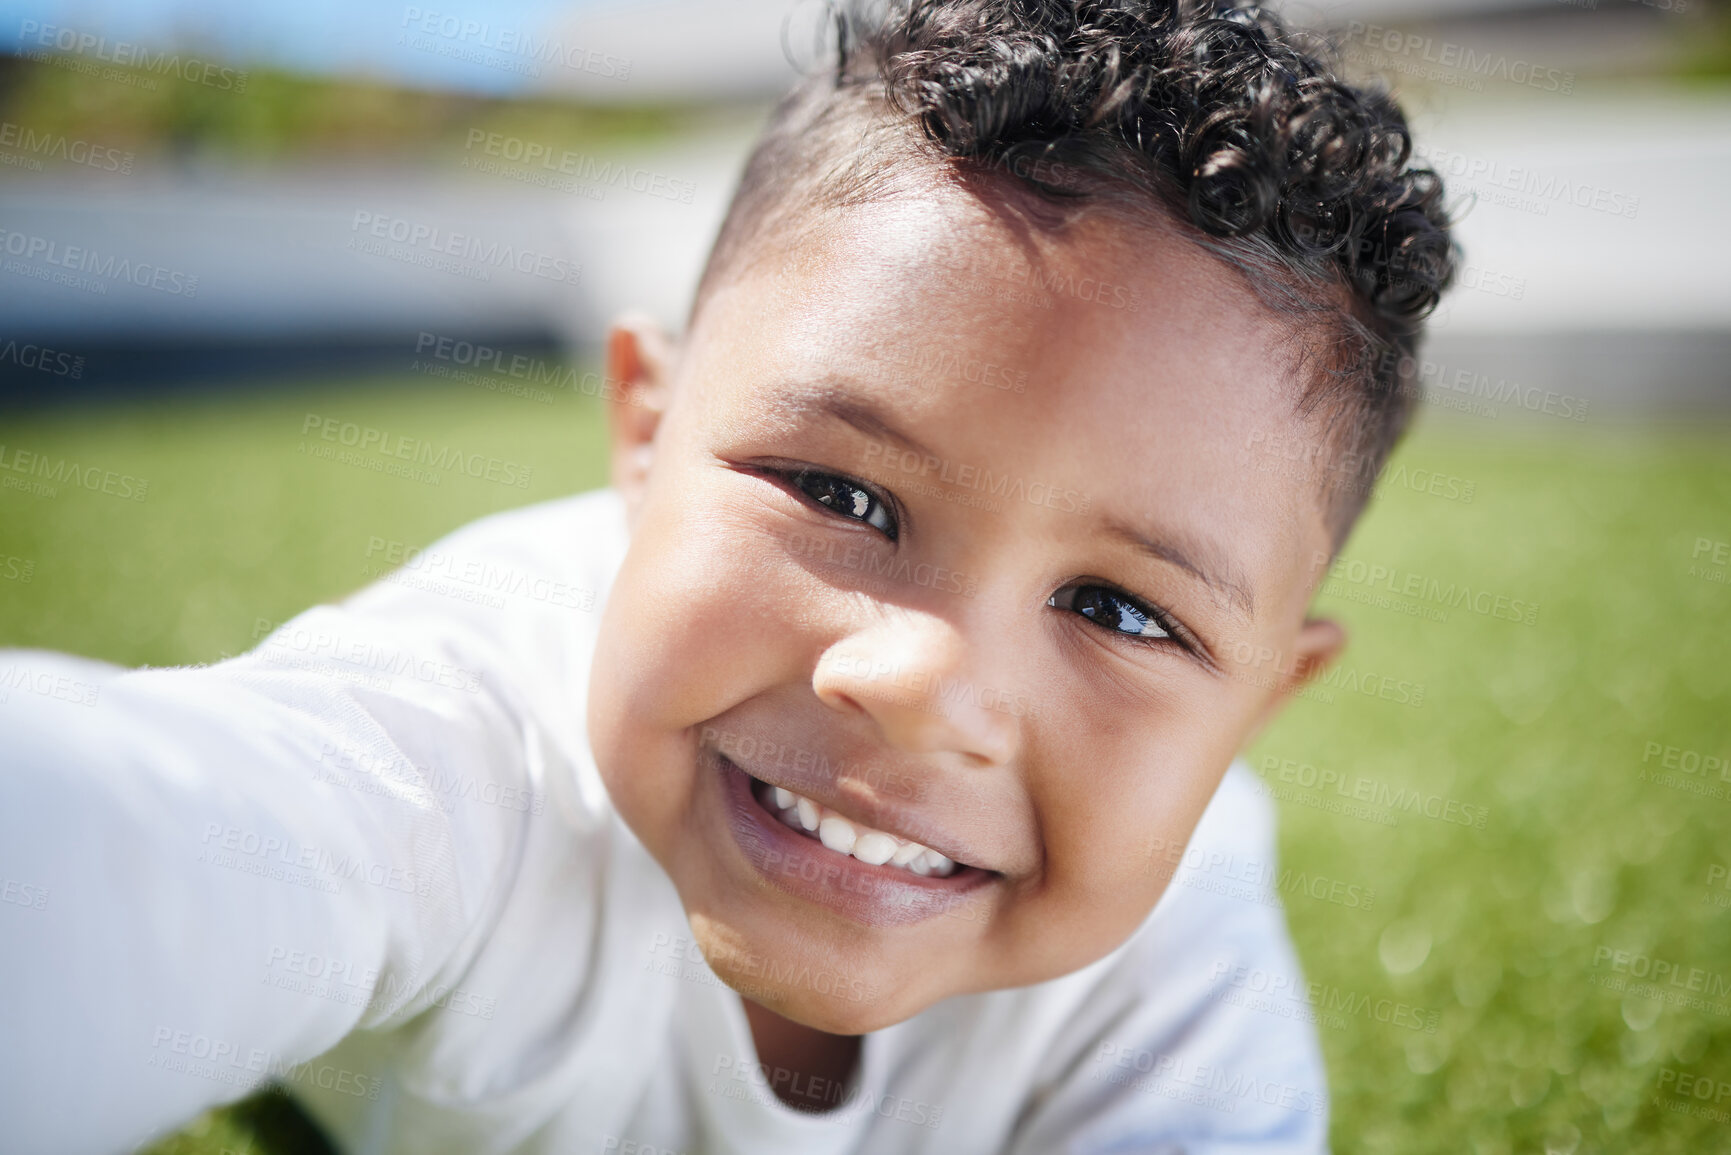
588, 188, 1344, 1034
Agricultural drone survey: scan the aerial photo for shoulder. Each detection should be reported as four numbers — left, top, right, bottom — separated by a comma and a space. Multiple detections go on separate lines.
1149, 760, 1281, 935
344, 487, 627, 621
220, 488, 629, 831
328, 487, 626, 726
1004, 761, 1332, 1153
1086, 760, 1309, 1031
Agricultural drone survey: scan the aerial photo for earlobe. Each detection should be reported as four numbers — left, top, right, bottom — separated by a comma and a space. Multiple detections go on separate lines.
604, 312, 677, 518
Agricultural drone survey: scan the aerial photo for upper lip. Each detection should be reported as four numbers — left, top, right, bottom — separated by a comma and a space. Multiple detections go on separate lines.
718, 748, 991, 873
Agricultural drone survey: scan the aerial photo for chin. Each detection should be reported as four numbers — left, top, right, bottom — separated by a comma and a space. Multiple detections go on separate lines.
720, 963, 915, 1037
686, 909, 936, 1036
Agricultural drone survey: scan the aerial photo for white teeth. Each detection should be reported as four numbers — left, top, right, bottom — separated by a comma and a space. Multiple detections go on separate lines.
853, 832, 898, 866
758, 782, 960, 878
818, 815, 857, 854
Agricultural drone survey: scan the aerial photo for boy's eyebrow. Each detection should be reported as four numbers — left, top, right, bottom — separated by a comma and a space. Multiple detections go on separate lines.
766, 380, 941, 463
1101, 517, 1257, 619
767, 379, 1256, 618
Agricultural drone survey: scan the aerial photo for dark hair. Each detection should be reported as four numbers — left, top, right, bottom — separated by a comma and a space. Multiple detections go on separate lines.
693, 0, 1457, 545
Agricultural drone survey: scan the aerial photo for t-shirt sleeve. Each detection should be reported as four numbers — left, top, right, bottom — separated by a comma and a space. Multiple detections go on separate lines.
0, 495, 614, 1155
1004, 765, 1333, 1155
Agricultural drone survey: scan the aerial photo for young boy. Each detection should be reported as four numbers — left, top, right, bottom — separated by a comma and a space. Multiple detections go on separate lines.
1, 1, 1452, 1151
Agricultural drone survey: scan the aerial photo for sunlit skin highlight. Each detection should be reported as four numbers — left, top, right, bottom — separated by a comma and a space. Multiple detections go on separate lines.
586, 186, 1349, 1105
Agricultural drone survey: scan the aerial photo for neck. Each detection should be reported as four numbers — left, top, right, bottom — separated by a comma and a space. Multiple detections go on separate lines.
741, 998, 863, 1114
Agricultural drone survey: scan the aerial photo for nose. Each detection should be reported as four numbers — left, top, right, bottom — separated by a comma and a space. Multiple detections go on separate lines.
812, 610, 1020, 767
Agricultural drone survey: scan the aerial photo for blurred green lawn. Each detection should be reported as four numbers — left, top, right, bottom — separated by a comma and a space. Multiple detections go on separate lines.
2, 374, 1728, 1155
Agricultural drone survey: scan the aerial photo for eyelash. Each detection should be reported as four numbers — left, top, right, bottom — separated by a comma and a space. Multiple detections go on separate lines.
766, 465, 1202, 658
769, 465, 899, 540
1047, 584, 1194, 654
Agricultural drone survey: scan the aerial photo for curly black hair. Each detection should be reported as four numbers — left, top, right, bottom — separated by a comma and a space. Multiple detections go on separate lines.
693, 0, 1458, 545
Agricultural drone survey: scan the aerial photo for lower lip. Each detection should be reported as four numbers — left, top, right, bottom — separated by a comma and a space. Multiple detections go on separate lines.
710, 749, 993, 928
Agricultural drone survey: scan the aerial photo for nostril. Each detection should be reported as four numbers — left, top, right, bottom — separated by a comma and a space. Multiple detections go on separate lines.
819, 687, 868, 716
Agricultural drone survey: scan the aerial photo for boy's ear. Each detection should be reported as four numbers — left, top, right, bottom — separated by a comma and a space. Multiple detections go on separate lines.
605, 312, 677, 519
1245, 617, 1347, 740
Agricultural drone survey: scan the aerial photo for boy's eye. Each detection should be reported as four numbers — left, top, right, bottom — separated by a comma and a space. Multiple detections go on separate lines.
786, 468, 898, 539
1048, 584, 1173, 642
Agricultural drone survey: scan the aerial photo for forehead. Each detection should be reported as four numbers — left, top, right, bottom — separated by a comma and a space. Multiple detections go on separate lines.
685, 190, 1331, 613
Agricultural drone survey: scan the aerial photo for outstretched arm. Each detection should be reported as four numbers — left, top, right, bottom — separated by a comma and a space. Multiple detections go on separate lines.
0, 605, 537, 1154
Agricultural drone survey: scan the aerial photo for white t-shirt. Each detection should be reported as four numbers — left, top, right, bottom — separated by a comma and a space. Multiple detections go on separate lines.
0, 488, 1329, 1155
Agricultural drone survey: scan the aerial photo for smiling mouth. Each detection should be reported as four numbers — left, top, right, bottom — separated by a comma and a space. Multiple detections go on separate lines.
721, 752, 986, 880
747, 775, 962, 878
715, 750, 993, 925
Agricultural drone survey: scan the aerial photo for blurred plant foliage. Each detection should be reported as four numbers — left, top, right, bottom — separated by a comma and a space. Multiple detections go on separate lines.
0, 54, 711, 164
1682, 0, 1731, 78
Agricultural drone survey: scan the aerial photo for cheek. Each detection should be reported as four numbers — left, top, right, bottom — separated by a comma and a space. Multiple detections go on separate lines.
588, 518, 767, 852
1016, 727, 1227, 927
594, 494, 813, 741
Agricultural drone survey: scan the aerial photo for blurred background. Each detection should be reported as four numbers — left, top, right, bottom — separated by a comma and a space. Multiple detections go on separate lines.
0, 0, 1727, 1152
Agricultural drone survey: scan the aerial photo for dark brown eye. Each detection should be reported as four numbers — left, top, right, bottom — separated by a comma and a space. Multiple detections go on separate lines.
1048, 585, 1172, 641
789, 469, 897, 539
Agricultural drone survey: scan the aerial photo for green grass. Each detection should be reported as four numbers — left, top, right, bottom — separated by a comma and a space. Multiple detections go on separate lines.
0, 374, 611, 667
1252, 421, 1731, 1154
2, 377, 1728, 1154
